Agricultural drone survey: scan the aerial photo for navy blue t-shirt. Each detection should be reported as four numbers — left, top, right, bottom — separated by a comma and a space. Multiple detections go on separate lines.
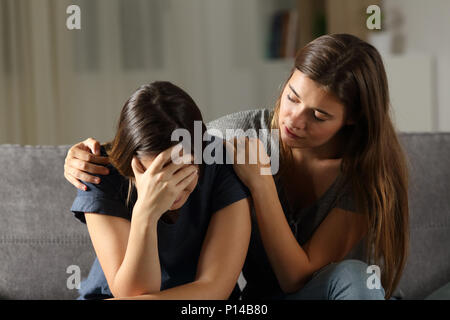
70, 138, 249, 299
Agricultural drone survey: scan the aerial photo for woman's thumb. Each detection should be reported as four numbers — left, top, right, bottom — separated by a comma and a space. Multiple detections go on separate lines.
85, 138, 101, 156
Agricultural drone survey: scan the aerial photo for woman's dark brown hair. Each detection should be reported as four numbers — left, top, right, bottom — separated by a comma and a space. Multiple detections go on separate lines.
104, 81, 206, 205
271, 34, 409, 299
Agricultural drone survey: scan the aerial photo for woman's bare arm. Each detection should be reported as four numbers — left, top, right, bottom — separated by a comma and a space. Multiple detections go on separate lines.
83, 147, 199, 297
226, 137, 366, 294
249, 176, 367, 294
85, 209, 162, 298
112, 197, 252, 300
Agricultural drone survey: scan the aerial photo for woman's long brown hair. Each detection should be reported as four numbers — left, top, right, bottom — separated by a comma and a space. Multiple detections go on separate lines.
271, 34, 409, 299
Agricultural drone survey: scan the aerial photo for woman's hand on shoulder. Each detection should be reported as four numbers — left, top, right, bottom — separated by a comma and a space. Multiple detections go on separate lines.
224, 137, 272, 191
64, 137, 110, 191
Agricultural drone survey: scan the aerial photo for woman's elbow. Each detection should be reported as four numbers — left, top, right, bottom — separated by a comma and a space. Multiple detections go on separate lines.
110, 279, 160, 298
194, 277, 237, 300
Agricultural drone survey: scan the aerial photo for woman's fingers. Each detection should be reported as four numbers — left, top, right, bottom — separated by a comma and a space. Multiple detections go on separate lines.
69, 144, 110, 166
223, 138, 236, 153
177, 172, 197, 193
65, 163, 101, 184
68, 158, 107, 176
64, 140, 110, 189
83, 137, 102, 156
149, 144, 184, 173
64, 170, 89, 191
175, 168, 198, 191
223, 137, 269, 166
223, 137, 241, 164
173, 165, 198, 185
162, 154, 194, 176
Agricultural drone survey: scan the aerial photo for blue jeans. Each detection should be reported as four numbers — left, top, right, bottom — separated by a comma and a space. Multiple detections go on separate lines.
77, 258, 112, 300
282, 259, 386, 300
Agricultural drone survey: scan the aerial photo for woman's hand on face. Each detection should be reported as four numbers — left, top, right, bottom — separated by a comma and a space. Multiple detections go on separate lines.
64, 138, 110, 191
224, 137, 272, 191
131, 145, 198, 222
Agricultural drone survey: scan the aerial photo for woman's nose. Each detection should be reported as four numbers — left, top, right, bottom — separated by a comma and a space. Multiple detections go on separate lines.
289, 108, 307, 130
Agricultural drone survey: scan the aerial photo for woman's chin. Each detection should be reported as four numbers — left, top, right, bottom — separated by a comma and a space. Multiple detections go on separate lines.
282, 137, 308, 149
169, 203, 182, 211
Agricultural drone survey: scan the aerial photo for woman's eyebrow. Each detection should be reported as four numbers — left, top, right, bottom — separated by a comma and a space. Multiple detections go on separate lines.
288, 83, 301, 99
288, 83, 333, 117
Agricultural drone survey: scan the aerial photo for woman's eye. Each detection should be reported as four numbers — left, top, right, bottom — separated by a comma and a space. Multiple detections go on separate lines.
287, 94, 326, 122
313, 113, 326, 122
287, 94, 298, 103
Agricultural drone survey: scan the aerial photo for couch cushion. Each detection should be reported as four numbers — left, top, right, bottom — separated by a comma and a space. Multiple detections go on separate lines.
0, 145, 95, 299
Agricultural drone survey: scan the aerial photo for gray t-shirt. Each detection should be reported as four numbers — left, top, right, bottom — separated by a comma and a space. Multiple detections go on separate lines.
207, 108, 364, 299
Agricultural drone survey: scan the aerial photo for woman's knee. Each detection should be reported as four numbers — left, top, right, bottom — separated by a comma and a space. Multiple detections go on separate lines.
285, 259, 386, 300
325, 259, 385, 300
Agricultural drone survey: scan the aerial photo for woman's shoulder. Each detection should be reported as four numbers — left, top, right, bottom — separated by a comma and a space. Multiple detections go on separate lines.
70, 145, 131, 223
199, 135, 236, 178
195, 136, 250, 212
206, 109, 275, 159
74, 144, 128, 198
206, 108, 273, 134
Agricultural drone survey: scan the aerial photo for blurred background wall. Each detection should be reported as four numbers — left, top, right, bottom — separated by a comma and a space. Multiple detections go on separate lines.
0, 0, 448, 146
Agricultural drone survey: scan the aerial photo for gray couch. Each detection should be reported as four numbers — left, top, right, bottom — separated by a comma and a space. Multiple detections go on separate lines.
1, 110, 449, 300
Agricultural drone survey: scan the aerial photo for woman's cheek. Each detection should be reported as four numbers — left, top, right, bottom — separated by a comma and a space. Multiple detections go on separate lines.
280, 100, 291, 119
315, 124, 339, 144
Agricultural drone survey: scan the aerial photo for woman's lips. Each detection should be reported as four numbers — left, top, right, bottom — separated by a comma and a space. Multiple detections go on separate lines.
284, 125, 302, 139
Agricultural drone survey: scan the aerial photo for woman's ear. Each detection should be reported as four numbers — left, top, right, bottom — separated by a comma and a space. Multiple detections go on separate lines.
131, 156, 145, 176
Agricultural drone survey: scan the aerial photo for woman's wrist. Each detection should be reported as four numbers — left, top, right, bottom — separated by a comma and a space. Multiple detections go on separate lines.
132, 200, 163, 226
248, 174, 276, 194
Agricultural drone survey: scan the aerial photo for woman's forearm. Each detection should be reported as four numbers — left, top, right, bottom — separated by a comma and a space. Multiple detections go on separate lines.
112, 209, 161, 297
112, 279, 229, 300
249, 176, 312, 293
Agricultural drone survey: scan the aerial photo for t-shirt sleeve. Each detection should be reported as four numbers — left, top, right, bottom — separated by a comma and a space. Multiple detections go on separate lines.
70, 165, 131, 224
209, 163, 250, 214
